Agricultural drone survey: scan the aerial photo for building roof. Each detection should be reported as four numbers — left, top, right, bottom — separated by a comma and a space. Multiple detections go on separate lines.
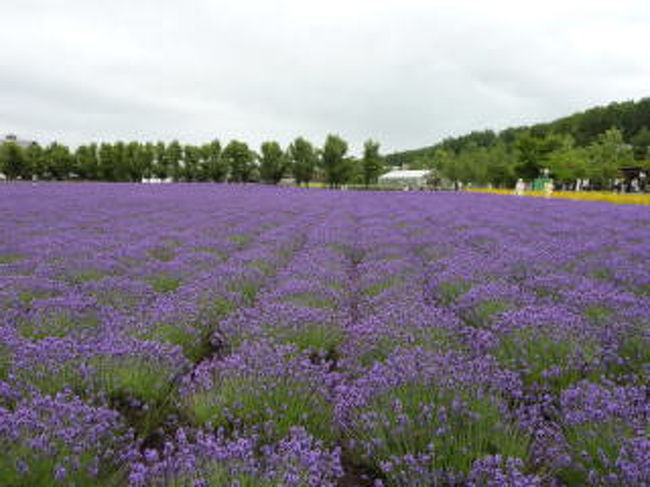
378, 169, 431, 180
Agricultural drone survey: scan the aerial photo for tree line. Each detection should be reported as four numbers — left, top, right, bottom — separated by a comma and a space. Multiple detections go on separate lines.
387, 98, 650, 189
0, 136, 385, 188
4, 99, 648, 190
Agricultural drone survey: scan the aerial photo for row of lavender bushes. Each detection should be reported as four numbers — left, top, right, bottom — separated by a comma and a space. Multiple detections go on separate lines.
0, 183, 648, 486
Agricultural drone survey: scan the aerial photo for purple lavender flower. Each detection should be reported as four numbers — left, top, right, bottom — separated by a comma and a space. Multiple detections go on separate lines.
0, 183, 648, 485
0, 391, 136, 484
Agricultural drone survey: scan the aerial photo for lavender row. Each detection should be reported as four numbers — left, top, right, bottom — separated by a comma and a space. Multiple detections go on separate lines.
0, 183, 648, 486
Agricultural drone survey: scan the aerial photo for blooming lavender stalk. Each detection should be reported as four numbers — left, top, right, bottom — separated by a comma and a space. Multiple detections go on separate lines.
0, 392, 137, 485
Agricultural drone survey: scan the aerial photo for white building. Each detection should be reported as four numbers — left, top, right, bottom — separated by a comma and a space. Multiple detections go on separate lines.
378, 169, 432, 189
141, 177, 173, 184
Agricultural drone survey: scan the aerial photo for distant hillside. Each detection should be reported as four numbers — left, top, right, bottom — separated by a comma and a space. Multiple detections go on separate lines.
386, 98, 650, 167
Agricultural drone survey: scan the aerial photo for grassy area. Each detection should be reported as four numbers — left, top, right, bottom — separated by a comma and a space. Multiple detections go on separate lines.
466, 188, 650, 205
306, 181, 327, 188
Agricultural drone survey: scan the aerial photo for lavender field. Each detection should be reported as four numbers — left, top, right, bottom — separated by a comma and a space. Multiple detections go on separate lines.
0, 183, 648, 486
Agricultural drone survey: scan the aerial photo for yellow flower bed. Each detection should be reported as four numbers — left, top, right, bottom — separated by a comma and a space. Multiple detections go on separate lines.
466, 188, 650, 205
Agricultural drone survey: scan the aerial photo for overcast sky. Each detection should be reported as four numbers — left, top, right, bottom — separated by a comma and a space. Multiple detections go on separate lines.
1, 0, 649, 153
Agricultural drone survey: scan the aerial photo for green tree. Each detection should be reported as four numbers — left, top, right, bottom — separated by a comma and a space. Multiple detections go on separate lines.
431, 148, 453, 175
75, 144, 99, 180
183, 145, 200, 181
98, 143, 115, 181
223, 140, 254, 182
514, 132, 545, 180
166, 140, 183, 181
137, 143, 155, 180
361, 139, 383, 187
154, 142, 168, 180
630, 127, 650, 160
321, 134, 348, 188
201, 140, 227, 182
24, 143, 44, 179
195, 144, 209, 182
585, 128, 634, 188
546, 135, 588, 188
288, 137, 317, 186
112, 142, 130, 182
0, 142, 26, 180
259, 141, 287, 184
485, 142, 516, 187
514, 132, 565, 180
343, 156, 361, 185
435, 149, 462, 187
43, 143, 73, 180
455, 143, 490, 185
125, 142, 144, 182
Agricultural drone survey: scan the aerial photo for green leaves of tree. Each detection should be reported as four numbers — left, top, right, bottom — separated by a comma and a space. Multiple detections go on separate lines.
287, 137, 317, 186
322, 134, 349, 188
259, 141, 288, 184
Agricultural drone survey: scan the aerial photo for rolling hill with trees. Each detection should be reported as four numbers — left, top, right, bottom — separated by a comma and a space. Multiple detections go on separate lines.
386, 98, 650, 189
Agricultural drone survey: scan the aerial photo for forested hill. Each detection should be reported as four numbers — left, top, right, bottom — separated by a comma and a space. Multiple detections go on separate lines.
386, 98, 650, 168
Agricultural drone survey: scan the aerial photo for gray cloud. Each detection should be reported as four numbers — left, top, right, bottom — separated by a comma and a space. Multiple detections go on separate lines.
1, 0, 649, 153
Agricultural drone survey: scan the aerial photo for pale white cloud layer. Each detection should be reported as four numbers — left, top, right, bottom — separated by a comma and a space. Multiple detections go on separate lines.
1, 0, 649, 153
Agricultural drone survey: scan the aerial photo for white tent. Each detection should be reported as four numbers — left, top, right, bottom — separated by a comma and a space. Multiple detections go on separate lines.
378, 169, 431, 189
